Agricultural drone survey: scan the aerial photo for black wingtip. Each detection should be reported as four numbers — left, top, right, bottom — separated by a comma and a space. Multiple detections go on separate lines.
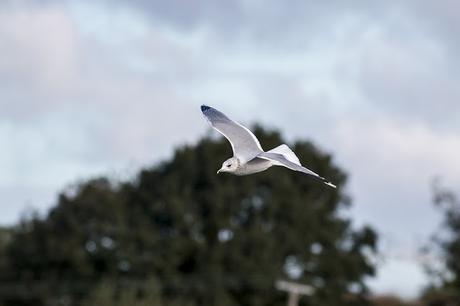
318, 176, 337, 189
201, 105, 211, 112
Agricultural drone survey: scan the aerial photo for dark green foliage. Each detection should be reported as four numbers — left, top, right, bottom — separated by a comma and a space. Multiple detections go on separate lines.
0, 227, 11, 280
0, 127, 377, 306
421, 183, 460, 305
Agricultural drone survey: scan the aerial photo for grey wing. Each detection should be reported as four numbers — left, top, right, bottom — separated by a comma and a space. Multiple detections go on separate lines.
258, 152, 337, 188
201, 105, 263, 162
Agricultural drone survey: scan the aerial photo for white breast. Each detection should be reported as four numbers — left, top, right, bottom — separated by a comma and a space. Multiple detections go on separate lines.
233, 158, 273, 176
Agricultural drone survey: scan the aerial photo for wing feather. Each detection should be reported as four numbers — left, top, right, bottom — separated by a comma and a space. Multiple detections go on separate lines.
201, 105, 263, 162
258, 152, 336, 188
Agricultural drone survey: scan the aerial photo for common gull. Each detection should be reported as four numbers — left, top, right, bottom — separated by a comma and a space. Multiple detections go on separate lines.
201, 105, 336, 188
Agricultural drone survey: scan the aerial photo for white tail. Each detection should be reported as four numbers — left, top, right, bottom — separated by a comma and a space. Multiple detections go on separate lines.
267, 144, 301, 166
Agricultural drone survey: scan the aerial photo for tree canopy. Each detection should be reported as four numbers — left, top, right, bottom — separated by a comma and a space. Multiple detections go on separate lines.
422, 182, 460, 305
0, 126, 377, 306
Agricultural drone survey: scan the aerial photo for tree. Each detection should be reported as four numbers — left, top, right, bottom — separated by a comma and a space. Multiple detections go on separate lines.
421, 181, 460, 305
0, 126, 377, 306
0, 227, 11, 277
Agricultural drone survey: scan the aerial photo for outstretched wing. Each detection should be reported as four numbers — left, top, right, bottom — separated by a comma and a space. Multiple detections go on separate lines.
258, 152, 337, 188
201, 105, 263, 163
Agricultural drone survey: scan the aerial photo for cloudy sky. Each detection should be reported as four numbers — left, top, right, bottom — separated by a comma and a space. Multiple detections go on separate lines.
1, 0, 460, 299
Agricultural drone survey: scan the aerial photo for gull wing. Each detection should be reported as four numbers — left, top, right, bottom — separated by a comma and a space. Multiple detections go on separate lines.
258, 152, 337, 188
201, 105, 263, 163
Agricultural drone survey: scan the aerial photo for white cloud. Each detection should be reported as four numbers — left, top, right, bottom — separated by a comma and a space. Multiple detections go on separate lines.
0, 5, 79, 109
0, 3, 207, 223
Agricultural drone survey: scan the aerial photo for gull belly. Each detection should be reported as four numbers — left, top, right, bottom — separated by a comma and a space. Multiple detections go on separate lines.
234, 157, 273, 176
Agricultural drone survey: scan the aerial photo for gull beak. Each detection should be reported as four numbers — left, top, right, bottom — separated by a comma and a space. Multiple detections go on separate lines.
217, 169, 222, 174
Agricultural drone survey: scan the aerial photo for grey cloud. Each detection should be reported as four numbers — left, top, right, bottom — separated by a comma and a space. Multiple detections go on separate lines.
354, 22, 460, 129
119, 0, 460, 129
402, 0, 460, 56
110, 0, 394, 50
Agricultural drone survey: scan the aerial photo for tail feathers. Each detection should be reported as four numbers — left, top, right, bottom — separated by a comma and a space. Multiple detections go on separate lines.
267, 144, 337, 188
267, 144, 301, 166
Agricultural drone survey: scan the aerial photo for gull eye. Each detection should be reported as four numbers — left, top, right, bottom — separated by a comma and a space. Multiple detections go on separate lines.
227, 164, 231, 168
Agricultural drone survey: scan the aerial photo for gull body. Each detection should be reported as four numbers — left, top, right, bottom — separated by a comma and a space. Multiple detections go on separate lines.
218, 156, 272, 176
201, 105, 336, 188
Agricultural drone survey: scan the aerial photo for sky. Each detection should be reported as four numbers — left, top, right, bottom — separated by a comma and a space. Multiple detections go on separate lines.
1, 0, 460, 299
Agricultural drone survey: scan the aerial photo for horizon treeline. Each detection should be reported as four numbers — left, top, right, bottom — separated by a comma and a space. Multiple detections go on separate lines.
0, 126, 457, 306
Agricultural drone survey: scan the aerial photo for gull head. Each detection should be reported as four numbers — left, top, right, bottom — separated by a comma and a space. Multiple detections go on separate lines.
217, 157, 239, 174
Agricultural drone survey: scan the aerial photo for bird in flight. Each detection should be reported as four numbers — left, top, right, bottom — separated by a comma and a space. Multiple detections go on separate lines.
201, 105, 336, 188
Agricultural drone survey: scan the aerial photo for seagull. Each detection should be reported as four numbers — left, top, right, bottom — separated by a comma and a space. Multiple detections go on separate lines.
201, 105, 336, 188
